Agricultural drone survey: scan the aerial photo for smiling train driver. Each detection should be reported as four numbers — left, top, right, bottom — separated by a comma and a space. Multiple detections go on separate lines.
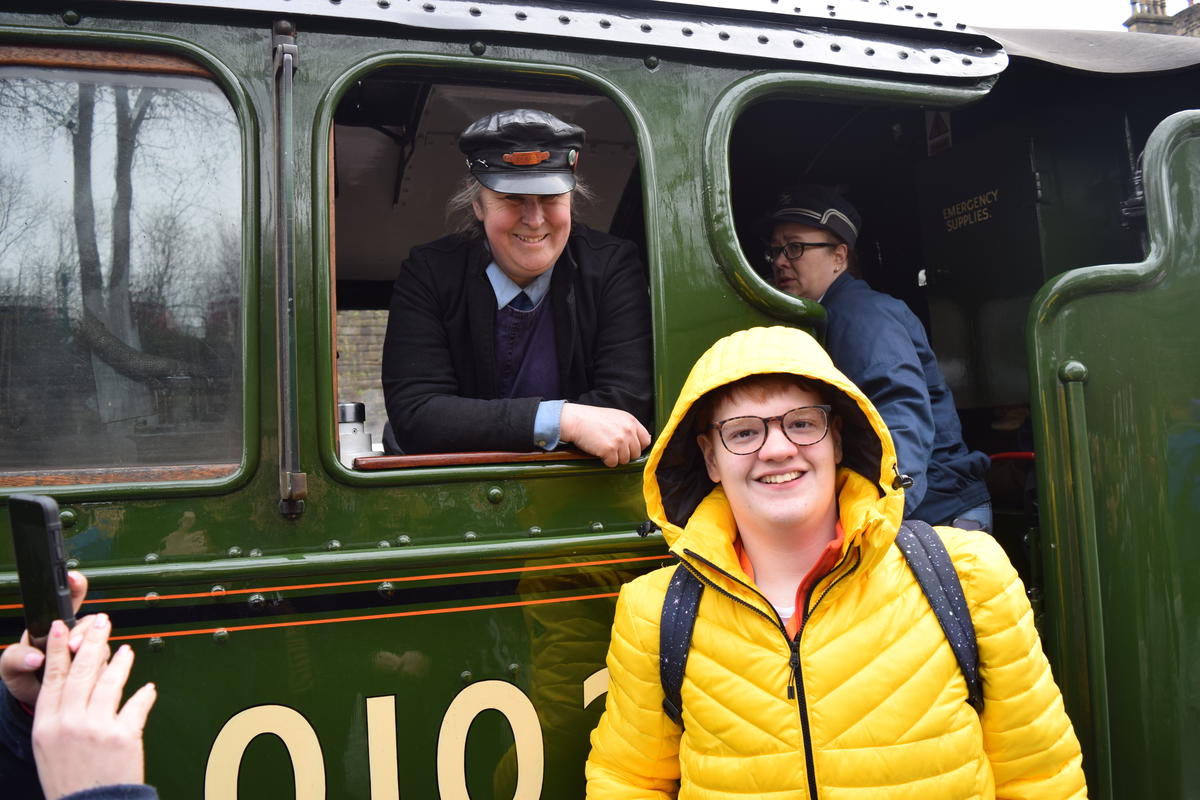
381, 109, 652, 466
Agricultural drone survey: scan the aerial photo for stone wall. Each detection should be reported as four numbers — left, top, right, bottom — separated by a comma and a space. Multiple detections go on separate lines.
336, 309, 388, 445
1175, 3, 1200, 36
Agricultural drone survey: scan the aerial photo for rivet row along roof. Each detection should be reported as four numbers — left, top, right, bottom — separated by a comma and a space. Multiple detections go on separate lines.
105, 0, 1008, 80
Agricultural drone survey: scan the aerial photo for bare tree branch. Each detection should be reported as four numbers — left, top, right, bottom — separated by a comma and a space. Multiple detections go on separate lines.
77, 309, 220, 380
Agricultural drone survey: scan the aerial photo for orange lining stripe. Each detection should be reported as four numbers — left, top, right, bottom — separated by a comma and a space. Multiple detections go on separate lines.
0, 591, 618, 647
0, 554, 666, 609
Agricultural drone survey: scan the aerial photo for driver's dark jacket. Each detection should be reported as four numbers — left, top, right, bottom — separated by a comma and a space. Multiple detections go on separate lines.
382, 224, 653, 453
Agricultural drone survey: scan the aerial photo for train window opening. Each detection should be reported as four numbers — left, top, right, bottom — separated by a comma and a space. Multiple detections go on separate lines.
328, 71, 645, 468
731, 87, 1167, 389
729, 99, 931, 313
728, 66, 1197, 574
0, 49, 244, 487
730, 95, 1047, 571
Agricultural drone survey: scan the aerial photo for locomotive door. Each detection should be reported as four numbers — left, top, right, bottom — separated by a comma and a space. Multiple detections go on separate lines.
1028, 109, 1200, 800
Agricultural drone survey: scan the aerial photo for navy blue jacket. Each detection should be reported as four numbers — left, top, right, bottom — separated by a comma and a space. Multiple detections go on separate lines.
1, 684, 158, 800
821, 272, 990, 524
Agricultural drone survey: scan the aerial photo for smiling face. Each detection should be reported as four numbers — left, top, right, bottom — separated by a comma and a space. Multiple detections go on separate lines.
770, 222, 847, 301
473, 186, 572, 286
697, 380, 842, 544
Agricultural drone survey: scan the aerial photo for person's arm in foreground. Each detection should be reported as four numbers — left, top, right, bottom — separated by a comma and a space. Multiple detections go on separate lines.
0, 572, 158, 800
1, 572, 88, 708
0, 572, 89, 797
33, 614, 157, 800
957, 531, 1087, 799
586, 579, 680, 799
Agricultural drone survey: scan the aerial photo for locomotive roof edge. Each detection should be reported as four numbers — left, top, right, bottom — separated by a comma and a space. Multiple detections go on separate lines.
979, 26, 1200, 75
88, 0, 1009, 81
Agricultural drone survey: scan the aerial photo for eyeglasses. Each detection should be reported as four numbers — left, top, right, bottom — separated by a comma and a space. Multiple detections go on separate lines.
763, 241, 838, 264
709, 405, 832, 455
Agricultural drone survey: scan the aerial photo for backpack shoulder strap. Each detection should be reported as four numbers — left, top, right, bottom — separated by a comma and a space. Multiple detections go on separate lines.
659, 562, 704, 727
894, 519, 984, 712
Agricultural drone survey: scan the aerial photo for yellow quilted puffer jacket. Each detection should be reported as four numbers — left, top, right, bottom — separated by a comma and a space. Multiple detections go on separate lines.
586, 326, 1086, 799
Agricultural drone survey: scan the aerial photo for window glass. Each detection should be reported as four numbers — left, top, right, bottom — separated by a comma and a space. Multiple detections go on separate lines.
0, 65, 242, 478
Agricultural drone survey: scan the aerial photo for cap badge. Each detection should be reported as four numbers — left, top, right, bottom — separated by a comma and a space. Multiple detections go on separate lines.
502, 150, 551, 166
567, 149, 579, 169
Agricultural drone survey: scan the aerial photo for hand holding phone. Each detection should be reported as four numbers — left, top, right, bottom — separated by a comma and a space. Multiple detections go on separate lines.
4, 495, 85, 707
1, 572, 88, 708
8, 494, 76, 650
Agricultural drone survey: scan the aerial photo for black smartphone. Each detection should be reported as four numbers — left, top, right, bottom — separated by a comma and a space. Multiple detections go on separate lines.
8, 494, 75, 650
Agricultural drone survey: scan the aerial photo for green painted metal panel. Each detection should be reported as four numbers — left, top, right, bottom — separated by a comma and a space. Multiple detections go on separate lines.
1029, 110, 1200, 799
3, 3, 1196, 797
24, 537, 666, 797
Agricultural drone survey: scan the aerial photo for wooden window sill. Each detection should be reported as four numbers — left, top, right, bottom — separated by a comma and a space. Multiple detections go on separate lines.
352, 450, 591, 469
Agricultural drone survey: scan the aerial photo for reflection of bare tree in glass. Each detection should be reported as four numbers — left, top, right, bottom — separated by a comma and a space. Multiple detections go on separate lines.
0, 163, 37, 432
0, 163, 42, 305
135, 195, 191, 314
0, 162, 33, 265
71, 82, 157, 423
0, 70, 241, 468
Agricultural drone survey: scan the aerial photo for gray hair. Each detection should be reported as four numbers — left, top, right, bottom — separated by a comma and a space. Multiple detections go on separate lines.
445, 175, 595, 238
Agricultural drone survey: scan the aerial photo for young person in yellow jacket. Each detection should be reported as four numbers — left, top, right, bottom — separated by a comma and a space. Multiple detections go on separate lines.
586, 326, 1086, 799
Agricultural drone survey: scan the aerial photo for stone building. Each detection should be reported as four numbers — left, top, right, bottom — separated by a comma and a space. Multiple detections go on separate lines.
1125, 0, 1200, 36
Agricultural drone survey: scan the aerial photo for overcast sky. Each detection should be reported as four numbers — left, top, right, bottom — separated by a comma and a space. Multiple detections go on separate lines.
942, 0, 1190, 31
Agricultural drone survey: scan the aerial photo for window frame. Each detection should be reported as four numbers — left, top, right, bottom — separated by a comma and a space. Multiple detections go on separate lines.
0, 37, 259, 499
702, 71, 989, 327
314, 53, 656, 486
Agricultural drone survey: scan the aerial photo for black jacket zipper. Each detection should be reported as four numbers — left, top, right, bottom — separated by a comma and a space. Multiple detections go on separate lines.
681, 547, 862, 799
791, 549, 861, 799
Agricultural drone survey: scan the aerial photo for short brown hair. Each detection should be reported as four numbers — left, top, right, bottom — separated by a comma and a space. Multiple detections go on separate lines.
693, 373, 830, 432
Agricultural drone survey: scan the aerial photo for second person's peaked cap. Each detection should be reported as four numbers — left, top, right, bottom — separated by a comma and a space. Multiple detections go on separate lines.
769, 184, 862, 248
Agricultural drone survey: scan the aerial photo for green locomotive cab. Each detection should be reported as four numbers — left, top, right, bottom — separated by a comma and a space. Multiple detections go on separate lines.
1, 2, 1198, 797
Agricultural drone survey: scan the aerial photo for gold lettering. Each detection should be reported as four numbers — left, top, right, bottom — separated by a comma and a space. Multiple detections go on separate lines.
438, 681, 543, 800
940, 188, 1000, 233
367, 696, 401, 800
205, 705, 325, 799
583, 668, 609, 708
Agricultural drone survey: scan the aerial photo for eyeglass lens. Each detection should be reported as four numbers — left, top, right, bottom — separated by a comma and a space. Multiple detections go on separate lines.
763, 242, 833, 264
718, 406, 829, 454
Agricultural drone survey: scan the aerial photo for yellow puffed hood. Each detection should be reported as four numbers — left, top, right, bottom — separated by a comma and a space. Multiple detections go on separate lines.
643, 325, 906, 565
